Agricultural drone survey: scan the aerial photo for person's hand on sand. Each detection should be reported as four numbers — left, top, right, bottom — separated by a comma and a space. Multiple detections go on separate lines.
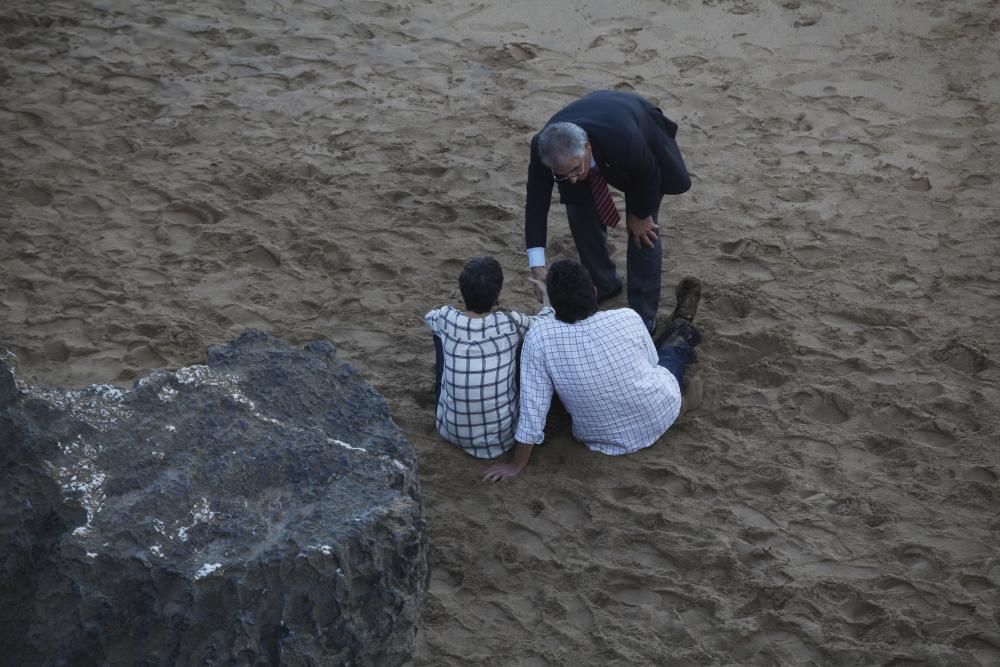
528, 276, 550, 307
530, 265, 548, 304
482, 444, 533, 482
626, 213, 658, 249
482, 461, 525, 482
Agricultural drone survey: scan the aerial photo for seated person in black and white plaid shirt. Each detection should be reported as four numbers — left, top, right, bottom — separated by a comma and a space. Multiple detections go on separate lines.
483, 259, 703, 481
425, 256, 554, 459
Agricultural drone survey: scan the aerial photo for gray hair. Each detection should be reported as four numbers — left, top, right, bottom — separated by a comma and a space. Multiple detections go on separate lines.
537, 122, 588, 169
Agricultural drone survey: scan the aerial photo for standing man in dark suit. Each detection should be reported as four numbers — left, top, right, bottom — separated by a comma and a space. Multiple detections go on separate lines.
524, 90, 692, 334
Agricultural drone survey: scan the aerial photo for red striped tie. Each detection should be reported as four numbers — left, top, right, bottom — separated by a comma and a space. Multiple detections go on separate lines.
587, 168, 620, 228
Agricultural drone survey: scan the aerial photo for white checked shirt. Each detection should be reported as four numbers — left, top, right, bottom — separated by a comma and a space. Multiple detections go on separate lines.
515, 308, 682, 455
425, 305, 554, 459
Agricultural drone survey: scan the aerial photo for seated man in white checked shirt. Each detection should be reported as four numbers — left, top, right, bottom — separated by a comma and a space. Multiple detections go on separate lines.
425, 256, 554, 459
483, 259, 702, 481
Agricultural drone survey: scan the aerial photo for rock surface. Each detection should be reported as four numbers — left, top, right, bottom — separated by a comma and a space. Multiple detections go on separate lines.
0, 331, 428, 665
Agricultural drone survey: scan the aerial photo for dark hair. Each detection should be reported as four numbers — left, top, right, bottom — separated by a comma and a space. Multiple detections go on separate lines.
459, 256, 504, 314
546, 259, 597, 323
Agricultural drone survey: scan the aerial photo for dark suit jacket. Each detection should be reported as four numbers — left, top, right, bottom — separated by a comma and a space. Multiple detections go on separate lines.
524, 90, 691, 249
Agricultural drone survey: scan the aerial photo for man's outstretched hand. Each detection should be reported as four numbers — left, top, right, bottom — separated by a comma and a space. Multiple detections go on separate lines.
528, 276, 550, 307
530, 266, 548, 304
626, 213, 659, 249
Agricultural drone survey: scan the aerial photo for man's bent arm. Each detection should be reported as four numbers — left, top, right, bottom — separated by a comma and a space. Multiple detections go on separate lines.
525, 134, 554, 252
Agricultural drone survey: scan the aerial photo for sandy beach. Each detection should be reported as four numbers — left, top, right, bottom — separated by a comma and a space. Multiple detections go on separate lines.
2, 0, 999, 663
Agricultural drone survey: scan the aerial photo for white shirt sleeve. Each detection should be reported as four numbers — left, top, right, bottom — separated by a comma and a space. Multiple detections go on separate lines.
424, 306, 444, 334
527, 247, 546, 268
514, 331, 553, 445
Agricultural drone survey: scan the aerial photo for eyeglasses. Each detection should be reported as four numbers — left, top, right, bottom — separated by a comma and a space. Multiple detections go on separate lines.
551, 160, 586, 182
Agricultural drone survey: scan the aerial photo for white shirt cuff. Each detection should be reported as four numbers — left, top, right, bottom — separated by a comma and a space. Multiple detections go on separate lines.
527, 247, 546, 268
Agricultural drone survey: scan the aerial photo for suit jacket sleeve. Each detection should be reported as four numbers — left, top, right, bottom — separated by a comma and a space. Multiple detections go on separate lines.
524, 133, 553, 250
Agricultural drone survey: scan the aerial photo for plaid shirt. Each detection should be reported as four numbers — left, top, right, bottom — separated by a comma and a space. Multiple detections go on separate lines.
425, 305, 554, 459
515, 308, 682, 455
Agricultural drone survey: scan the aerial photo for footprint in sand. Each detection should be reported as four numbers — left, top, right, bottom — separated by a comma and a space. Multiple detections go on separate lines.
127, 342, 167, 368
789, 388, 852, 424
242, 244, 280, 269
960, 466, 997, 485
934, 340, 988, 375
478, 42, 537, 68
957, 635, 1000, 666
65, 196, 104, 216
959, 174, 991, 188
156, 224, 195, 254
43, 340, 70, 362
671, 55, 708, 72
102, 74, 161, 94
733, 618, 820, 664
217, 304, 273, 331
16, 181, 53, 206
2, 288, 30, 323
163, 201, 224, 225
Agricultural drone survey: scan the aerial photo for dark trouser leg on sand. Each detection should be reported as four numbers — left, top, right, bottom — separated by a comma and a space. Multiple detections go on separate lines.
433, 335, 444, 403
656, 322, 701, 390
626, 199, 663, 332
566, 198, 663, 333
566, 203, 622, 300
657, 341, 693, 389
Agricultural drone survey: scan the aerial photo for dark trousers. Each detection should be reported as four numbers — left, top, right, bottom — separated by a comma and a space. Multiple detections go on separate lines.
434, 335, 444, 403
566, 198, 663, 333
656, 337, 694, 389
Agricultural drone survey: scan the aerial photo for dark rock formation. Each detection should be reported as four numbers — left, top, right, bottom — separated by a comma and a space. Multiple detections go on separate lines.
0, 331, 428, 665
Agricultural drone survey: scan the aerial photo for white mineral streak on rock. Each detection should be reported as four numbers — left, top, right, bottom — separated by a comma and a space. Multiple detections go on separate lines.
302, 545, 334, 556
172, 365, 283, 427
50, 435, 107, 536
29, 383, 132, 431
166, 425, 176, 432
86, 552, 97, 558
174, 365, 215, 385
93, 384, 125, 401
175, 497, 216, 542
171, 366, 404, 477
157, 385, 178, 401
194, 563, 222, 580
330, 438, 367, 452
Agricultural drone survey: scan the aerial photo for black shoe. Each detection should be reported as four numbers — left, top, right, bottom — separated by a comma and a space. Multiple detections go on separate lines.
670, 276, 702, 324
597, 281, 623, 304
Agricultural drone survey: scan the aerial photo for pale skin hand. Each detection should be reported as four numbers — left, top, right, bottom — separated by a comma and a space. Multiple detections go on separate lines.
528, 276, 550, 307
482, 443, 534, 482
530, 265, 548, 304
626, 212, 659, 249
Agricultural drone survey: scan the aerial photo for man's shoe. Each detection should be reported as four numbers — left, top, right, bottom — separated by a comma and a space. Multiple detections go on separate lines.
670, 276, 702, 324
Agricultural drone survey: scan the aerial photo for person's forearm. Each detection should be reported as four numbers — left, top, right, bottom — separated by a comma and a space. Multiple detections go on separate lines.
510, 443, 533, 471
482, 443, 535, 481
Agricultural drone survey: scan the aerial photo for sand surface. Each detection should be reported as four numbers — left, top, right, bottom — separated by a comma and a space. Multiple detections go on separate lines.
3, 0, 999, 663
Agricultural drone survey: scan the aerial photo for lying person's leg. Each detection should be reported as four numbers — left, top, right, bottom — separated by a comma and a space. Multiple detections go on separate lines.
657, 320, 701, 390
